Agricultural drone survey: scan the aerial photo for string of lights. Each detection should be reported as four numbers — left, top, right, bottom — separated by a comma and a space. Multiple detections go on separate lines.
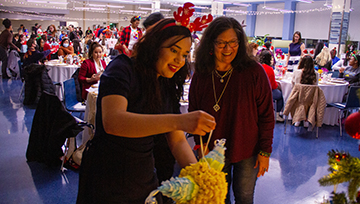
0, 1, 334, 21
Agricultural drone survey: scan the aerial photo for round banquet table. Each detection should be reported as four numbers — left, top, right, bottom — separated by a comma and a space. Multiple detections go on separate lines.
45, 61, 79, 100
278, 78, 349, 126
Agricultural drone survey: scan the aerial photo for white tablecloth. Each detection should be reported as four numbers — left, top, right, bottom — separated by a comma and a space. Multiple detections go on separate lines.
279, 79, 349, 125
45, 61, 79, 100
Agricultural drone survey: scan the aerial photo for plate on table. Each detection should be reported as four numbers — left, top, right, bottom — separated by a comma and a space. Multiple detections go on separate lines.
329, 79, 347, 84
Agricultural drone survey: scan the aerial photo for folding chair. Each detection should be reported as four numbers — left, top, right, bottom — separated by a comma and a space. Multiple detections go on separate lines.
63, 78, 86, 117
60, 115, 94, 172
327, 86, 360, 136
283, 84, 327, 138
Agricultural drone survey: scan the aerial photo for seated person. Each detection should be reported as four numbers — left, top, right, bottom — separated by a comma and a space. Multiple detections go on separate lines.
291, 55, 319, 127
332, 51, 352, 71
330, 48, 340, 68
78, 41, 106, 100
292, 55, 319, 85
259, 50, 284, 122
315, 46, 332, 71
248, 42, 259, 57
339, 54, 360, 86
57, 38, 74, 57
23, 38, 54, 67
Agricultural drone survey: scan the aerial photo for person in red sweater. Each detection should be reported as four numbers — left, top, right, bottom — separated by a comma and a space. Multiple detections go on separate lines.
259, 49, 284, 122
78, 41, 106, 100
189, 17, 275, 204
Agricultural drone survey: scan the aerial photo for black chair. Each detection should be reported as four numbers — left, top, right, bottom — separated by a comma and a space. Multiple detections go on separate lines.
327, 86, 360, 136
328, 70, 340, 78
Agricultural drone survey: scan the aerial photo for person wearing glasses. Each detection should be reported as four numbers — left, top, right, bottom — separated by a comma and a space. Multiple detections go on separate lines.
119, 15, 143, 56
189, 16, 274, 204
76, 18, 216, 204
339, 54, 360, 86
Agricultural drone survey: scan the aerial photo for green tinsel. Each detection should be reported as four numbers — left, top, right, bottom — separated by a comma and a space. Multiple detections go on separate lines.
318, 150, 360, 202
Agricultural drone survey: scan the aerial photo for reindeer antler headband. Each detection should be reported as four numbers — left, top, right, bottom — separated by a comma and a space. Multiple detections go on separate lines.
161, 2, 213, 33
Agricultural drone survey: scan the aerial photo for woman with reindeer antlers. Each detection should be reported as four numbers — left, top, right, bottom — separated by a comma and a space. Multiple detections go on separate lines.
76, 3, 214, 204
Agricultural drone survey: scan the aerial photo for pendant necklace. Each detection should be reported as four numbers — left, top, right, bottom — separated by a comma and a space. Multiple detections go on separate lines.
212, 68, 233, 112
214, 68, 233, 83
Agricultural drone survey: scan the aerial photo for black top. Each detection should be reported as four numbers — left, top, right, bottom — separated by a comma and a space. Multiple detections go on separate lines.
77, 54, 179, 204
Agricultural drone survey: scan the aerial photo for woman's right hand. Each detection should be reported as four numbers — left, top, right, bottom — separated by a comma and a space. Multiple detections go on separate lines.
180, 111, 216, 136
339, 67, 345, 73
90, 74, 100, 82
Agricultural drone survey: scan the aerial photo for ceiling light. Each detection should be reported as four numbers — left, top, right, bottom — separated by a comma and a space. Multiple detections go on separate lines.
298, 0, 313, 3
232, 3, 250, 7
138, 7, 170, 12
48, 1, 68, 4
107, 5, 125, 8
263, 6, 279, 11
88, 4, 106, 7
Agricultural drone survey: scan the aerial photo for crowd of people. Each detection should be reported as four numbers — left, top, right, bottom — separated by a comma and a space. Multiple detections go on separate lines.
1, 6, 359, 203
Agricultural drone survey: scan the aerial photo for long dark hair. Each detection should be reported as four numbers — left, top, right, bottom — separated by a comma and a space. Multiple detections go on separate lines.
299, 55, 316, 85
88, 41, 103, 59
132, 18, 191, 113
258, 50, 272, 66
195, 16, 257, 75
292, 31, 302, 44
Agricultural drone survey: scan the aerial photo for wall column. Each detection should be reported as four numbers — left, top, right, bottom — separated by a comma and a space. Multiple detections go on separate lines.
282, 0, 296, 40
245, 3, 257, 37
152, 0, 160, 13
211, 1, 224, 17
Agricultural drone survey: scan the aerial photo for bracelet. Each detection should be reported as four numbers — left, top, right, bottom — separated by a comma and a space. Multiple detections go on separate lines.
193, 145, 201, 151
259, 151, 271, 158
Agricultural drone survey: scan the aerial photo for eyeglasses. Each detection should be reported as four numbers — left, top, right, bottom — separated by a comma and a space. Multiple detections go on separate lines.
214, 40, 239, 49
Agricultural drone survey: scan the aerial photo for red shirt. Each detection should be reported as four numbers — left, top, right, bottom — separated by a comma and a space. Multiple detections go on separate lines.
262, 64, 278, 90
189, 63, 275, 163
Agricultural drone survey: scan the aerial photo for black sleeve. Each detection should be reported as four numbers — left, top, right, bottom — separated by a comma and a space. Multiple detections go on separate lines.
99, 55, 133, 99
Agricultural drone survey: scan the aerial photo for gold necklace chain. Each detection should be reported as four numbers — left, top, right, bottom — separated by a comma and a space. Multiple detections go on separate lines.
214, 68, 233, 83
212, 68, 233, 112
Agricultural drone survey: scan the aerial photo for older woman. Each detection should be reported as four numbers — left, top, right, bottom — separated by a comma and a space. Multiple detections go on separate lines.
57, 38, 74, 57
189, 16, 274, 204
77, 18, 215, 204
78, 41, 106, 100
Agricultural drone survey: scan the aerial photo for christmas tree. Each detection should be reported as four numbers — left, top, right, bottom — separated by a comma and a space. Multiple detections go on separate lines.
318, 150, 360, 203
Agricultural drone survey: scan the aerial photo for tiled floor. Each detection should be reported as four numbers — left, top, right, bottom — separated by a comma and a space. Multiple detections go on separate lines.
0, 78, 359, 204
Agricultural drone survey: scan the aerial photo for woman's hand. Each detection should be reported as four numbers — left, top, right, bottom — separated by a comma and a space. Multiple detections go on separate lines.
254, 154, 270, 177
88, 73, 100, 83
180, 111, 216, 136
339, 67, 345, 73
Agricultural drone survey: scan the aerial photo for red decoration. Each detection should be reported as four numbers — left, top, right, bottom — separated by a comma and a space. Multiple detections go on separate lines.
270, 46, 274, 50
189, 14, 213, 33
173, 2, 212, 33
310, 50, 314, 54
345, 112, 360, 140
335, 153, 340, 161
173, 2, 195, 27
303, 49, 308, 54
